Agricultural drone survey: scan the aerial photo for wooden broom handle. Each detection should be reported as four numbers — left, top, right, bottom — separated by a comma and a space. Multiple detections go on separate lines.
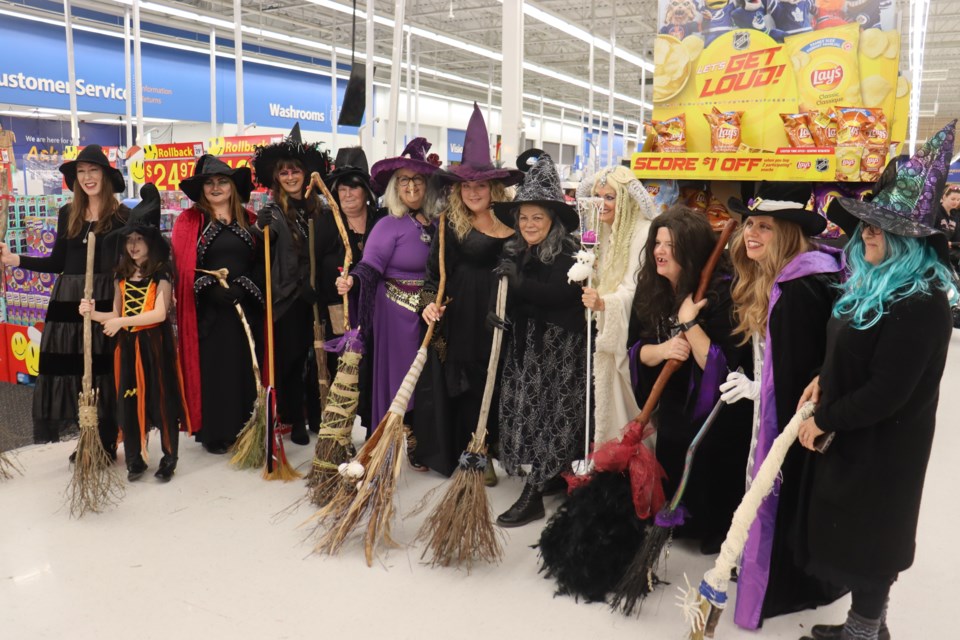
308, 172, 352, 333
634, 219, 738, 427
264, 224, 275, 388
82, 232, 96, 396
421, 211, 446, 348
308, 217, 321, 327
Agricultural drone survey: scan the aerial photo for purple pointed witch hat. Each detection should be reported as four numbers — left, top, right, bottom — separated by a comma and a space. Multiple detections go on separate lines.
832, 120, 956, 239
370, 137, 440, 194
443, 103, 523, 186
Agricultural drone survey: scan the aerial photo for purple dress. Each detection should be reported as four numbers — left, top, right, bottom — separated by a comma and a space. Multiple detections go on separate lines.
350, 213, 432, 429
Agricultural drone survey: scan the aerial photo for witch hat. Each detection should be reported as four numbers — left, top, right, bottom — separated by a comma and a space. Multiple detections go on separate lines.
60, 145, 126, 193
369, 137, 440, 194
252, 122, 332, 190
492, 153, 577, 231
728, 181, 826, 236
180, 154, 255, 203
442, 103, 523, 185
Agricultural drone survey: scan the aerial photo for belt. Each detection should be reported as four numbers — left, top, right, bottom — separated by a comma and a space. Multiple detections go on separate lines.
384, 278, 423, 312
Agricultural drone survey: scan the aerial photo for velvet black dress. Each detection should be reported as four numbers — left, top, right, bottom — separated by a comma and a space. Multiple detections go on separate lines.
412, 226, 509, 476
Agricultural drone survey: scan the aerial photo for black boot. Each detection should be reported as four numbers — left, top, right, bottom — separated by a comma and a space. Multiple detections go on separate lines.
541, 474, 567, 496
127, 458, 148, 482
809, 622, 890, 640
290, 422, 309, 445
154, 456, 177, 482
808, 609, 888, 640
497, 482, 545, 528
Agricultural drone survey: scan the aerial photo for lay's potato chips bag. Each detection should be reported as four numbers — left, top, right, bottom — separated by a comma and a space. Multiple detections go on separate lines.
836, 107, 874, 146
785, 24, 863, 114
860, 145, 887, 182
704, 107, 743, 153
809, 109, 839, 147
835, 146, 862, 182
781, 112, 816, 148
652, 115, 687, 153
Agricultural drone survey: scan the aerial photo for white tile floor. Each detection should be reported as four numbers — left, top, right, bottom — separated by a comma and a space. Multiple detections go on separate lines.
2, 332, 958, 639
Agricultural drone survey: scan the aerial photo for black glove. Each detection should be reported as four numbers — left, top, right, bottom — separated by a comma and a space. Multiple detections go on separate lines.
207, 284, 242, 307
494, 260, 519, 285
298, 283, 319, 306
485, 310, 510, 333
255, 209, 273, 230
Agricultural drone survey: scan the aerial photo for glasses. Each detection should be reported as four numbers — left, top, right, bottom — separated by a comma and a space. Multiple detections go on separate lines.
279, 168, 304, 178
398, 176, 425, 187
863, 223, 882, 235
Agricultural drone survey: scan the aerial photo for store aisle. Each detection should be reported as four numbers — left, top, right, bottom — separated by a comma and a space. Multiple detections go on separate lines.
1, 332, 959, 639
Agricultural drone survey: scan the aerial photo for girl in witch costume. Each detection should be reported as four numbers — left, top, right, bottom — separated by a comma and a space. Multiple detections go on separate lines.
580, 165, 658, 446
252, 123, 331, 446
172, 154, 262, 455
723, 181, 847, 629
412, 103, 522, 481
491, 153, 586, 528
795, 122, 958, 640
0, 145, 128, 451
627, 206, 753, 553
79, 184, 189, 481
336, 137, 440, 435
313, 146, 384, 429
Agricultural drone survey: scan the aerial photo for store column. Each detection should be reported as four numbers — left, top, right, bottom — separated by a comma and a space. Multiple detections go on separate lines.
500, 0, 523, 164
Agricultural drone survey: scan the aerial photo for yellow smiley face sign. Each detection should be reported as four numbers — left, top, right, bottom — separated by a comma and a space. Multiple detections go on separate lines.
10, 326, 41, 376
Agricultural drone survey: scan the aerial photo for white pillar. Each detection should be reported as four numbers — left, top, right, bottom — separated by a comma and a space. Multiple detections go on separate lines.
500, 0, 523, 164
331, 42, 339, 150
209, 27, 217, 140
387, 0, 407, 155
364, 0, 375, 152
558, 106, 565, 166
233, 0, 245, 133
640, 64, 647, 128
63, 0, 80, 146
124, 9, 134, 196
134, 0, 145, 146
538, 94, 545, 149
414, 48, 421, 138
405, 28, 412, 144
607, 20, 616, 166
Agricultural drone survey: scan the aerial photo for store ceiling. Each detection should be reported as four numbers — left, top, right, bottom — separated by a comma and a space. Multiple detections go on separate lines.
2, 0, 956, 143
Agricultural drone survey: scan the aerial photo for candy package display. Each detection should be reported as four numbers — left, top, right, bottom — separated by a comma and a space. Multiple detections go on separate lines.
809, 109, 839, 147
704, 107, 743, 153
643, 179, 680, 215
652, 115, 687, 153
781, 112, 816, 148
785, 24, 863, 114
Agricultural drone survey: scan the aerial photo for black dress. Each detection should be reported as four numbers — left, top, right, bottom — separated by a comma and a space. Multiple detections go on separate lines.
19, 204, 128, 446
628, 276, 753, 545
192, 219, 264, 449
413, 226, 509, 476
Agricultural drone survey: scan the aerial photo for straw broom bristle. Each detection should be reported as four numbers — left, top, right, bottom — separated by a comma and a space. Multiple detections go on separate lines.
0, 450, 22, 480
263, 457, 302, 481
416, 452, 503, 570
305, 351, 361, 494
609, 523, 667, 616
230, 387, 268, 469
66, 395, 124, 518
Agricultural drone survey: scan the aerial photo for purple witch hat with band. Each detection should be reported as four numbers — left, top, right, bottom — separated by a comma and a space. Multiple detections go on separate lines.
442, 103, 523, 186
832, 120, 956, 239
370, 137, 440, 194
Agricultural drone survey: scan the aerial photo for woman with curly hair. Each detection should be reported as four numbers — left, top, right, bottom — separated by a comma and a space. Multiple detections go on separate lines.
580, 165, 658, 445
723, 182, 847, 629
412, 104, 521, 479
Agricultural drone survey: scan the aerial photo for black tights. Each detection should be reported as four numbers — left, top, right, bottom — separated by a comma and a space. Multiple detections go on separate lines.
850, 580, 893, 620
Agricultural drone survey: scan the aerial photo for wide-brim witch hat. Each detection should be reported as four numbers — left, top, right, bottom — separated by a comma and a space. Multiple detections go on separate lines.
442, 103, 523, 186
109, 182, 169, 262
252, 122, 332, 190
830, 121, 956, 263
728, 181, 826, 236
180, 154, 255, 203
370, 137, 441, 194
60, 144, 126, 194
326, 146, 379, 199
492, 152, 577, 231
516, 148, 543, 174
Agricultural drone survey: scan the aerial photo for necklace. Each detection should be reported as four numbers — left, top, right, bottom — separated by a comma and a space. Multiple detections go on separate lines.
409, 212, 432, 245
81, 220, 94, 244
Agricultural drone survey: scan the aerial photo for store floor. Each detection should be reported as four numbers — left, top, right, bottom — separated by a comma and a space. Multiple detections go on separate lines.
2, 334, 959, 639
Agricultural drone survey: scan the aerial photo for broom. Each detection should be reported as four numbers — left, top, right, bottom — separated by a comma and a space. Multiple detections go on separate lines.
313, 212, 447, 566
65, 232, 125, 518
415, 275, 508, 570
196, 267, 268, 470
304, 172, 362, 500
308, 217, 331, 412
261, 222, 301, 482
681, 402, 816, 639
606, 220, 738, 613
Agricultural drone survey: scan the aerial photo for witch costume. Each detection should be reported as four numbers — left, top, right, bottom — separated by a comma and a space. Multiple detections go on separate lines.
726, 182, 848, 629
110, 184, 190, 480
171, 154, 262, 454
350, 137, 439, 432
411, 103, 523, 476
252, 123, 331, 444
491, 153, 586, 527
20, 145, 129, 448
798, 122, 957, 640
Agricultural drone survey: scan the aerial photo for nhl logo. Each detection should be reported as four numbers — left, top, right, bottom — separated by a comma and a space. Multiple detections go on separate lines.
816, 158, 830, 173
733, 31, 750, 51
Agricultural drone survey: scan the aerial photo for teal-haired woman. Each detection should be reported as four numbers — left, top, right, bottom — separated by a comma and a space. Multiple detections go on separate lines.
796, 122, 958, 640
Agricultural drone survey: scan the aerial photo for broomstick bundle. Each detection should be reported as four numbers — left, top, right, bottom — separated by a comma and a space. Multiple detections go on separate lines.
415, 276, 507, 569
304, 173, 361, 503
312, 213, 447, 566
0, 425, 22, 480
65, 232, 125, 517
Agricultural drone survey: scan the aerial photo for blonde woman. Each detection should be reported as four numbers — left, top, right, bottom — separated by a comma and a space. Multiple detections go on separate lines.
580, 165, 658, 445
0, 145, 128, 451
336, 137, 439, 433
723, 182, 846, 630
413, 104, 521, 478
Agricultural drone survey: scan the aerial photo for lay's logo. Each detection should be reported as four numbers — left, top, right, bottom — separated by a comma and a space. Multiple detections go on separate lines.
810, 65, 844, 91
841, 158, 857, 168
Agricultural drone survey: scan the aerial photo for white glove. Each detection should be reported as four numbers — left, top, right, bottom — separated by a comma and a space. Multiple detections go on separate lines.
719, 371, 760, 404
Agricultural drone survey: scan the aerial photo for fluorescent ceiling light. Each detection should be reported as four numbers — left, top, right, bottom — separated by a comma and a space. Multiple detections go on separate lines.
90, 116, 180, 124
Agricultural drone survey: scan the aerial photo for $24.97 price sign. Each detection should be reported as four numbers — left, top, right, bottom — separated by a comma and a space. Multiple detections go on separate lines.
143, 157, 251, 191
